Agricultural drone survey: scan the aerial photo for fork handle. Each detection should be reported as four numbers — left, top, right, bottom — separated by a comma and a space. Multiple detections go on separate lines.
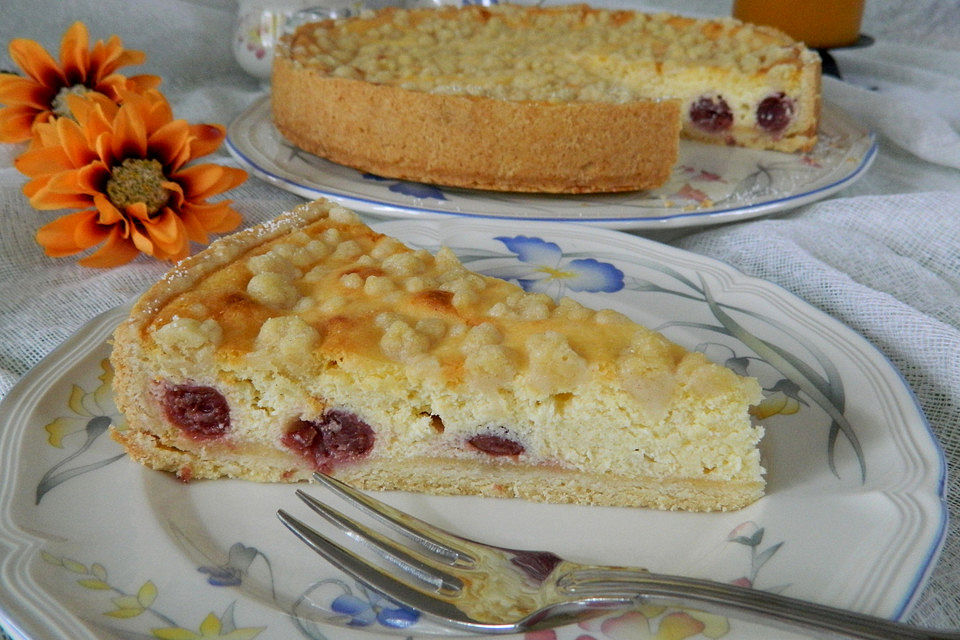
559, 568, 960, 640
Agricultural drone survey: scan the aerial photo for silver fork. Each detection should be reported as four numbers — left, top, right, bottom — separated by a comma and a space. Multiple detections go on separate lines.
278, 473, 958, 639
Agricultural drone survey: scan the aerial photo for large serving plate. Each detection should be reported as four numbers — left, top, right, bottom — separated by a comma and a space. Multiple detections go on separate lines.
0, 219, 945, 640
227, 96, 876, 230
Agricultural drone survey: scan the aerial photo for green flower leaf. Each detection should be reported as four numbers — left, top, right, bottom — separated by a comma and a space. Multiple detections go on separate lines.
104, 607, 145, 619
40, 551, 62, 566
112, 595, 142, 609
754, 541, 785, 572
227, 627, 267, 640
91, 563, 108, 581
35, 447, 127, 505
62, 559, 87, 574
152, 629, 199, 640
77, 578, 111, 590
729, 535, 756, 547
219, 602, 238, 633
138, 581, 158, 607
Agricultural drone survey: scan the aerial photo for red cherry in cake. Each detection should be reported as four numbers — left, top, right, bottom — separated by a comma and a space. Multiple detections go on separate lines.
161, 383, 231, 439
283, 409, 375, 471
468, 433, 525, 456
756, 93, 795, 134
689, 95, 733, 133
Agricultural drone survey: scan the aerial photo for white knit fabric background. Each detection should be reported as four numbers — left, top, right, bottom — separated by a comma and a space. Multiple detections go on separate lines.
1, 0, 958, 634
677, 191, 960, 628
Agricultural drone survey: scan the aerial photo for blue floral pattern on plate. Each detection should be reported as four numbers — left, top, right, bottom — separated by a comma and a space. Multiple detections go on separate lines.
362, 173, 447, 201
493, 235, 625, 296
226, 98, 876, 229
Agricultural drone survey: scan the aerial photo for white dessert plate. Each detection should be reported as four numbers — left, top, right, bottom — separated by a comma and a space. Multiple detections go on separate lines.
0, 220, 945, 640
226, 96, 876, 230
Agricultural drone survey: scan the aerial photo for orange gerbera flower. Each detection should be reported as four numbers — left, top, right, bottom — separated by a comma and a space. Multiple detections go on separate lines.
17, 89, 247, 267
0, 21, 161, 143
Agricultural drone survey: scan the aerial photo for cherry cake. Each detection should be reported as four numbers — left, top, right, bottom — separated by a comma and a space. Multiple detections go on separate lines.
111, 200, 765, 511
272, 4, 820, 195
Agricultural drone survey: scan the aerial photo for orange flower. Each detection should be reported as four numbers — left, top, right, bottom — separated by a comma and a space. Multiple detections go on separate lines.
17, 89, 247, 267
0, 21, 161, 143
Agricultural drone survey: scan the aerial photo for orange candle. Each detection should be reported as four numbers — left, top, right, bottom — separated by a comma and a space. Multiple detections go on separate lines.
732, 0, 865, 48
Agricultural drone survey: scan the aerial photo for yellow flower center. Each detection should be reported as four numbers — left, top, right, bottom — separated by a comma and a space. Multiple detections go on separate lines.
536, 265, 575, 280
106, 158, 171, 216
50, 84, 89, 119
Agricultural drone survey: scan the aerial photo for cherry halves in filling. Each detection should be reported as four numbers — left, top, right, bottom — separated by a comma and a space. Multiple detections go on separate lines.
689, 95, 734, 133
468, 433, 525, 456
161, 382, 231, 439
282, 409, 375, 472
756, 93, 795, 133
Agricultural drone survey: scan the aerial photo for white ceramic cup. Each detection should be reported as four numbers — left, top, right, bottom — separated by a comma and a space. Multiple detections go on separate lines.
232, 0, 362, 80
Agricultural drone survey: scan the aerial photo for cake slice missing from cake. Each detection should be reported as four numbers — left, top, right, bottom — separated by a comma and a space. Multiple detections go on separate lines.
110, 199, 765, 511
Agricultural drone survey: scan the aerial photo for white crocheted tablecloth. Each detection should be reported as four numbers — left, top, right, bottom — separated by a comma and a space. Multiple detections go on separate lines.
1, 0, 958, 636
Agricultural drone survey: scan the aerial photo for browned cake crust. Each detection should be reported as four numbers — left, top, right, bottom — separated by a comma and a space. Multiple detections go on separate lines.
111, 200, 765, 511
271, 4, 820, 194
271, 62, 681, 194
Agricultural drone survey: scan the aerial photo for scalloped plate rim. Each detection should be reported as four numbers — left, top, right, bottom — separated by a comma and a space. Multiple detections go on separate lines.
225, 96, 877, 230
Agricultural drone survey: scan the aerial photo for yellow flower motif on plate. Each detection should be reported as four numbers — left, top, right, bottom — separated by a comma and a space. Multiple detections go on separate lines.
40, 552, 266, 639
44, 358, 120, 447
152, 612, 265, 640
749, 379, 806, 420
751, 390, 802, 419
36, 358, 127, 504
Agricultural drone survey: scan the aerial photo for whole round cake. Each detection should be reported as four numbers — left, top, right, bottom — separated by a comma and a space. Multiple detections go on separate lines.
271, 3, 821, 194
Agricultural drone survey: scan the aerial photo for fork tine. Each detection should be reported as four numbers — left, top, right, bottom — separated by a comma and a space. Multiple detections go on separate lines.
277, 509, 477, 625
294, 488, 463, 596
312, 472, 476, 566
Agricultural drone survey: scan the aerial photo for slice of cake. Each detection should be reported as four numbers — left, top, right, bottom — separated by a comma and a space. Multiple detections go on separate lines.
110, 199, 765, 511
271, 3, 820, 194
